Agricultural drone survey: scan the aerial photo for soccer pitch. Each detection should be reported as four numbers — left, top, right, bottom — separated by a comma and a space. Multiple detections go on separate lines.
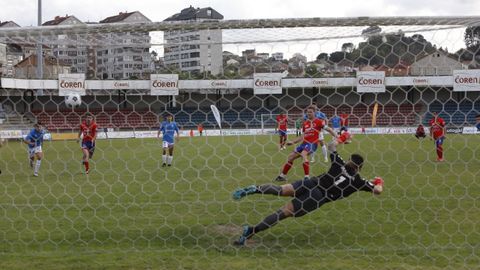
0, 134, 478, 269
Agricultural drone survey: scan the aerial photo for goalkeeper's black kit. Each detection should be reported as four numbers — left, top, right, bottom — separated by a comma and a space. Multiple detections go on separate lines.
290, 151, 375, 217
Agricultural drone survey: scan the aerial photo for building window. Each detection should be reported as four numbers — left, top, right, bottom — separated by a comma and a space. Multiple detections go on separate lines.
207, 9, 212, 16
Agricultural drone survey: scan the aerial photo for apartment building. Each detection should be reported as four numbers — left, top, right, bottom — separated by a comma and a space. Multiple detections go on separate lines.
42, 15, 87, 74
0, 21, 21, 77
96, 11, 152, 79
163, 6, 223, 75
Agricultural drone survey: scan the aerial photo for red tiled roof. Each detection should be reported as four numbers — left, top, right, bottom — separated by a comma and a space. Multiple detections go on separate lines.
42, 16, 71, 26
99, 12, 136, 23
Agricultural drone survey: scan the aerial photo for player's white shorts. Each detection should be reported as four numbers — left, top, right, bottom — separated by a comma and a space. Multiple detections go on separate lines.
162, 141, 174, 148
28, 146, 42, 157
319, 132, 324, 141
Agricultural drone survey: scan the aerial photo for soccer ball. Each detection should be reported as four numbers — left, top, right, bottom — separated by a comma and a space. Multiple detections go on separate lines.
65, 93, 82, 108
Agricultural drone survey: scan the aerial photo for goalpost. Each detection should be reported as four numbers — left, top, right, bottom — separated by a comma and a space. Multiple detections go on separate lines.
0, 15, 479, 269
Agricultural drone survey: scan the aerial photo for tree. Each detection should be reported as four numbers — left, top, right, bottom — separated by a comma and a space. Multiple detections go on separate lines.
329, 51, 346, 63
305, 64, 319, 77
412, 34, 425, 42
361, 25, 382, 38
464, 26, 480, 48
341, 43, 354, 53
150, 50, 158, 61
316, 53, 328, 61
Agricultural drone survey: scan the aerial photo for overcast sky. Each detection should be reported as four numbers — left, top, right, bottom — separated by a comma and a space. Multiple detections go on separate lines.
1, 0, 480, 26
1, 0, 479, 59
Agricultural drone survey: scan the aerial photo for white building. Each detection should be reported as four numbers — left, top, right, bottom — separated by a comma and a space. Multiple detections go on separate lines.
0, 21, 21, 77
164, 6, 223, 75
257, 53, 269, 60
272, 52, 283, 61
410, 51, 466, 76
0, 43, 6, 76
42, 15, 87, 74
96, 11, 152, 79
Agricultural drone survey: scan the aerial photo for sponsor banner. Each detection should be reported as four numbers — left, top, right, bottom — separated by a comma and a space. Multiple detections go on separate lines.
180, 79, 251, 89
282, 78, 356, 88
462, 127, 479, 134
21, 133, 51, 141
356, 71, 385, 93
385, 76, 451, 87
150, 74, 179, 96
51, 133, 78, 140
1, 78, 58, 89
86, 80, 149, 90
4, 75, 480, 91
134, 131, 158, 138
453, 69, 480, 92
0, 129, 23, 139
253, 73, 282, 94
58, 73, 86, 96
446, 127, 463, 134
97, 131, 135, 139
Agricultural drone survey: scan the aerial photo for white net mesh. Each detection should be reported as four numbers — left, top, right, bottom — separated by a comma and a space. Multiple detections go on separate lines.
0, 16, 479, 269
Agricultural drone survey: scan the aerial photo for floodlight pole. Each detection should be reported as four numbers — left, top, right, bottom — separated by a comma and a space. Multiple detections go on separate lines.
36, 0, 44, 95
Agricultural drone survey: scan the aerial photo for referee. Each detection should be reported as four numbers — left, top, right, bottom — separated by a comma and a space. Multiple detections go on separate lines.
232, 139, 384, 246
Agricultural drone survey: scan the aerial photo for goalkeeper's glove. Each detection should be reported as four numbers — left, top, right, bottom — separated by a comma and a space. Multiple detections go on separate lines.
372, 177, 384, 186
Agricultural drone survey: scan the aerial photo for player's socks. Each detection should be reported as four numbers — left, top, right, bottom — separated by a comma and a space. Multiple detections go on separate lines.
253, 209, 287, 235
84, 161, 89, 173
282, 161, 293, 175
34, 160, 41, 176
303, 161, 310, 177
167, 156, 173, 166
322, 145, 328, 162
256, 184, 282, 195
437, 145, 443, 160
162, 155, 167, 165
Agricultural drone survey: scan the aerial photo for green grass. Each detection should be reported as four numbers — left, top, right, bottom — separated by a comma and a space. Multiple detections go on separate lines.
0, 134, 479, 269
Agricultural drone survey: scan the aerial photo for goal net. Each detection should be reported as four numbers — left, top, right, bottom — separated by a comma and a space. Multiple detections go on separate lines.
0, 14, 479, 269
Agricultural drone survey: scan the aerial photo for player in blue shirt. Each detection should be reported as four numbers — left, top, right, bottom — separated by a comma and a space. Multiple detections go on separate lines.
23, 122, 45, 177
331, 115, 342, 133
304, 103, 329, 163
157, 114, 180, 167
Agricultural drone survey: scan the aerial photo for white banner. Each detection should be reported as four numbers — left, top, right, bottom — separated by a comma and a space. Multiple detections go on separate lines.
0, 129, 23, 139
453, 69, 480, 92
282, 78, 356, 88
253, 73, 282, 94
462, 127, 479, 134
356, 71, 386, 93
180, 79, 251, 89
86, 80, 149, 90
1, 78, 58, 89
385, 76, 451, 87
150, 74, 179, 96
3, 74, 480, 92
58, 73, 86, 96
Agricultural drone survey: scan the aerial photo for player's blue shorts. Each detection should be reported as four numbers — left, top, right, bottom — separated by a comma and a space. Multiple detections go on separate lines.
295, 142, 318, 154
435, 136, 445, 147
82, 141, 95, 150
278, 130, 287, 136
